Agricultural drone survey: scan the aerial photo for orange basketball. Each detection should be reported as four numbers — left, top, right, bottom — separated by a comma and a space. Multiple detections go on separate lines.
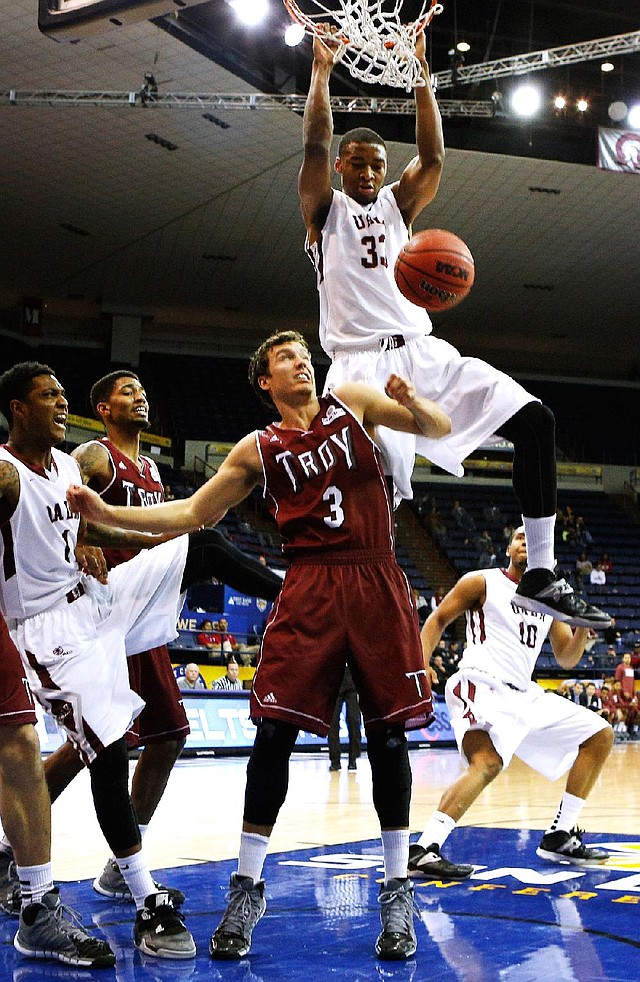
394, 229, 475, 312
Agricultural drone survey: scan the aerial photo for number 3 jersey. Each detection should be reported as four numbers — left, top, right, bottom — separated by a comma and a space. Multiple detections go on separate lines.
0, 446, 81, 619
460, 567, 553, 692
306, 186, 432, 355
256, 394, 395, 558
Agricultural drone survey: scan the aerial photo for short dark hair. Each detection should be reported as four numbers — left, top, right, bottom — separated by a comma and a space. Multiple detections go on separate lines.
248, 331, 311, 409
0, 361, 56, 426
90, 370, 140, 416
338, 127, 387, 157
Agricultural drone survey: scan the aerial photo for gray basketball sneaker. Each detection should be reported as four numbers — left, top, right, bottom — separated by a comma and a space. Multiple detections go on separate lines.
375, 878, 417, 960
0, 857, 21, 916
93, 857, 185, 907
14, 888, 115, 967
536, 828, 609, 865
209, 874, 266, 959
134, 891, 196, 959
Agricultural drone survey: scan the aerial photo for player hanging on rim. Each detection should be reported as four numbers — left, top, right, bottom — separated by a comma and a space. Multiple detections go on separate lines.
67, 329, 451, 962
298, 26, 610, 630
409, 525, 613, 881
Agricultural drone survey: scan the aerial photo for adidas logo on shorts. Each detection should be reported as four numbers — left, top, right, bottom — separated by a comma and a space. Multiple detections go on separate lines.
263, 692, 277, 704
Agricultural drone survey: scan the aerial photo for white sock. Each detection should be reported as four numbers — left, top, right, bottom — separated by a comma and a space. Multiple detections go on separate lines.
237, 832, 270, 884
381, 829, 410, 882
116, 851, 156, 910
17, 862, 54, 907
108, 824, 148, 867
418, 810, 456, 850
548, 791, 585, 834
522, 515, 556, 571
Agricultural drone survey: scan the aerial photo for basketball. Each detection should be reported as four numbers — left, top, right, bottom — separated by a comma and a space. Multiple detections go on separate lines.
394, 229, 475, 312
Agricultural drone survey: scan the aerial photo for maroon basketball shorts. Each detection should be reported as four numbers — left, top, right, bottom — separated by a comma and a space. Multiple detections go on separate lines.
0, 614, 37, 728
125, 645, 190, 747
250, 552, 433, 736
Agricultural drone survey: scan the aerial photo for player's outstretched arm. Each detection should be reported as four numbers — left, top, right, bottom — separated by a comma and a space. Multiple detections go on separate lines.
334, 376, 451, 439
299, 29, 340, 241
393, 30, 445, 226
420, 574, 485, 666
67, 434, 262, 534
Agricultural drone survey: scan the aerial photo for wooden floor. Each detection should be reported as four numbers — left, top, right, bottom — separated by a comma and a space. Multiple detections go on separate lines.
51, 739, 640, 882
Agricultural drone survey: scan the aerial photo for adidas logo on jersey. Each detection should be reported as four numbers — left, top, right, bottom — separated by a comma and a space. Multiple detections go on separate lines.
263, 692, 277, 704
321, 405, 346, 425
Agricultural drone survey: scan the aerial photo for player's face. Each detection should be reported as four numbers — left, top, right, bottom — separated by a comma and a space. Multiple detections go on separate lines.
102, 377, 150, 431
18, 373, 68, 445
335, 142, 387, 205
261, 343, 315, 403
507, 528, 527, 570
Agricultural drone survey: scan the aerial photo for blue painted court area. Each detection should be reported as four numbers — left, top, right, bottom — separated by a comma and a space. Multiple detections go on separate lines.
4, 827, 640, 981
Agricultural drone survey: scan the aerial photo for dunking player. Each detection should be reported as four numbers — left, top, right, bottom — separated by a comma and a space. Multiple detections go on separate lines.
0, 362, 196, 960
299, 29, 609, 629
68, 330, 450, 961
0, 613, 115, 968
409, 526, 613, 880
14, 369, 282, 907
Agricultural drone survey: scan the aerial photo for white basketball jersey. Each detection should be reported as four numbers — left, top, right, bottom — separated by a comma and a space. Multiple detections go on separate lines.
460, 567, 553, 691
307, 186, 432, 355
0, 447, 82, 619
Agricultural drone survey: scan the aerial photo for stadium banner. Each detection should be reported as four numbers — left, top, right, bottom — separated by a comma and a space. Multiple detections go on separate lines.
37, 695, 454, 754
597, 127, 640, 174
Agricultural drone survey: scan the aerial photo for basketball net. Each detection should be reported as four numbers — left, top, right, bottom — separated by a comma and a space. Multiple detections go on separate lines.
284, 0, 444, 90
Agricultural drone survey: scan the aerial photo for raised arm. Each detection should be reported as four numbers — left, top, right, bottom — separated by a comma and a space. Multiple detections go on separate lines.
67, 433, 262, 534
298, 30, 340, 243
548, 621, 590, 670
392, 31, 445, 226
420, 574, 485, 665
334, 375, 451, 440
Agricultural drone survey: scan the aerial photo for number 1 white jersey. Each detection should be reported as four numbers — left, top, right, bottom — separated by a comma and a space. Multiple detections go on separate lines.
460, 567, 553, 692
0, 446, 81, 620
307, 186, 432, 355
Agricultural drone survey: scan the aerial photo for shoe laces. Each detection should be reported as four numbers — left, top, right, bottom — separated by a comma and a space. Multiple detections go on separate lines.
219, 881, 263, 939
379, 883, 417, 937
51, 898, 102, 947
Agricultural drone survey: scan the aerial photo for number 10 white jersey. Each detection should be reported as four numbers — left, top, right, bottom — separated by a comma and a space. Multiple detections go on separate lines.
460, 567, 553, 692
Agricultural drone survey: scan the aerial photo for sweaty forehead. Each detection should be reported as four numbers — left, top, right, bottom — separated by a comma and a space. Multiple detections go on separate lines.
342, 141, 386, 161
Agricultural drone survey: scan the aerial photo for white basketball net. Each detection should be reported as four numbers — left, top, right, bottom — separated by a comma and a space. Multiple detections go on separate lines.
284, 0, 443, 91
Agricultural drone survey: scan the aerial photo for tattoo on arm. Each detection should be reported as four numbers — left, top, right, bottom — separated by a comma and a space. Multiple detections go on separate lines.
0, 460, 20, 524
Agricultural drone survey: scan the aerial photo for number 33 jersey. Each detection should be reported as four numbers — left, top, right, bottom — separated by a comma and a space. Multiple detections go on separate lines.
256, 394, 395, 558
461, 567, 554, 692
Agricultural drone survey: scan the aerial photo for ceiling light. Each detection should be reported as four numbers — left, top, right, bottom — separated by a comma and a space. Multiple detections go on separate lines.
284, 23, 305, 46
456, 41, 470, 53
601, 62, 614, 73
576, 98, 588, 113
228, 0, 269, 27
510, 84, 541, 118
629, 104, 640, 130
554, 95, 566, 110
608, 101, 627, 123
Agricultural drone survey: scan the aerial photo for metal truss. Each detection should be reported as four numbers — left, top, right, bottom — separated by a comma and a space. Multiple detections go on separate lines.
433, 30, 640, 90
0, 90, 493, 117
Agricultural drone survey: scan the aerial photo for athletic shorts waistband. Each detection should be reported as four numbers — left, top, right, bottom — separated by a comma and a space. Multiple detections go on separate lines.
288, 548, 395, 567
330, 334, 427, 357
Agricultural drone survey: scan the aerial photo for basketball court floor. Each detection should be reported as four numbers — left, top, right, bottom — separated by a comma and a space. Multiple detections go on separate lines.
3, 742, 639, 981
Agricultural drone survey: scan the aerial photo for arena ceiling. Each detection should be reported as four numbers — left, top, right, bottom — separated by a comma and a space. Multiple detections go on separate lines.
1, 1, 639, 381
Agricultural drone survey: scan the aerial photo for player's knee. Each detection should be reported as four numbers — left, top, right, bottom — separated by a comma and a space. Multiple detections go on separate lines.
581, 724, 614, 758
0, 724, 41, 781
244, 719, 298, 826
469, 747, 503, 785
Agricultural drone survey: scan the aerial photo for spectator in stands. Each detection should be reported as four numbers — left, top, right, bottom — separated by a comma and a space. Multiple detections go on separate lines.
482, 500, 504, 530
603, 618, 621, 649
574, 552, 593, 590
217, 617, 241, 658
164, 484, 176, 501
477, 544, 498, 569
589, 562, 607, 595
430, 585, 447, 613
571, 681, 588, 707
574, 516, 593, 549
412, 587, 429, 627
428, 507, 448, 547
474, 529, 493, 555
430, 653, 449, 696
599, 553, 613, 574
451, 499, 475, 534
196, 619, 220, 646
178, 663, 207, 691
211, 658, 244, 691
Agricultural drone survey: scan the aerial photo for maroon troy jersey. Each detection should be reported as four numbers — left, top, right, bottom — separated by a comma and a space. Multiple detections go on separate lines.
256, 394, 395, 557
95, 438, 164, 568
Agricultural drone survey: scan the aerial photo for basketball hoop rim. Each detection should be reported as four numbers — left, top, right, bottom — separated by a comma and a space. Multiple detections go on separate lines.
283, 0, 444, 50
